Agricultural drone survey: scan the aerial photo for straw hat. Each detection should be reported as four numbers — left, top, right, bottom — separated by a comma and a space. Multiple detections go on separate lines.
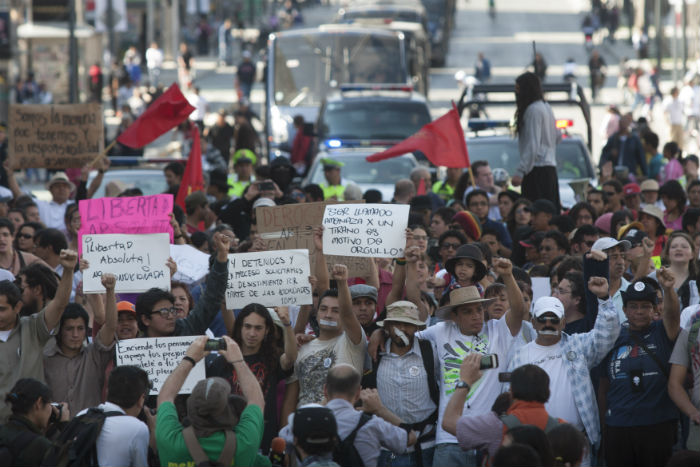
436, 286, 493, 319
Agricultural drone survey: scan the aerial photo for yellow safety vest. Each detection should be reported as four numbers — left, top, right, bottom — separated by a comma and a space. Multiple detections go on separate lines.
227, 175, 253, 198
432, 180, 455, 201
320, 183, 345, 201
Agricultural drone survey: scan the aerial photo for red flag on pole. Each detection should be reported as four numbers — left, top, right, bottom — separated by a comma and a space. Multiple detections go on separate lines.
175, 125, 204, 212
366, 104, 470, 168
117, 83, 195, 148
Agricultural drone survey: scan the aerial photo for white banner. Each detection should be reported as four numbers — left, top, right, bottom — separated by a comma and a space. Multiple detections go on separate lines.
170, 244, 210, 285
116, 336, 205, 394
226, 249, 312, 309
82, 233, 171, 293
322, 204, 410, 258
94, 0, 128, 32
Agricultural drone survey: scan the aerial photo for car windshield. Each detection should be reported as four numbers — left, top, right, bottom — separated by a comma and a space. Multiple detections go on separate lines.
89, 171, 168, 198
320, 100, 431, 140
342, 10, 423, 23
273, 32, 406, 107
310, 156, 416, 185
466, 138, 594, 180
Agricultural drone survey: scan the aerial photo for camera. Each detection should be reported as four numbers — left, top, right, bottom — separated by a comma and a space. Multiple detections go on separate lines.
498, 372, 512, 383
204, 338, 227, 351
49, 403, 63, 424
480, 354, 499, 370
258, 181, 275, 191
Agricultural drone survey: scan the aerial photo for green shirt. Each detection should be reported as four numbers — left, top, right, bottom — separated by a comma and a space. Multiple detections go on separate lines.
156, 401, 266, 467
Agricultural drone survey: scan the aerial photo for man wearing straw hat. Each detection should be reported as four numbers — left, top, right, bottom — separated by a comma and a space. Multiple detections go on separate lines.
417, 257, 527, 466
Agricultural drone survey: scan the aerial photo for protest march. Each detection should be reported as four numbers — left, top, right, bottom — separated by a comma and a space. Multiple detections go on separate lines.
0, 44, 700, 467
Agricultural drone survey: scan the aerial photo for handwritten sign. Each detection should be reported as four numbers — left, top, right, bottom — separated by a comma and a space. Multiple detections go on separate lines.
170, 244, 211, 284
322, 204, 409, 258
256, 201, 371, 277
78, 194, 174, 253
9, 103, 104, 169
82, 233, 171, 293
226, 249, 312, 309
116, 336, 205, 394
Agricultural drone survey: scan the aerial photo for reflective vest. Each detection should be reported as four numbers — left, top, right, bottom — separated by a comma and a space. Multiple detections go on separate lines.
432, 180, 455, 201
227, 175, 254, 198
320, 183, 345, 201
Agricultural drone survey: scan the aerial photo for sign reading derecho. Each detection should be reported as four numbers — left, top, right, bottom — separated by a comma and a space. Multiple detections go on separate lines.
226, 249, 312, 309
9, 103, 103, 169
116, 336, 205, 394
82, 233, 171, 293
322, 204, 410, 258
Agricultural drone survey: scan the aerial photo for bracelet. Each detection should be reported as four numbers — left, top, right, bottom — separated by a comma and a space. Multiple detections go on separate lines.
230, 359, 244, 364
395, 258, 407, 266
182, 356, 196, 367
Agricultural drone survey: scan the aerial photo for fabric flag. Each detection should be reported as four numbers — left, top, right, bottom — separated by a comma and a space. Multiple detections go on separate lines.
117, 83, 195, 148
366, 104, 470, 168
175, 125, 204, 211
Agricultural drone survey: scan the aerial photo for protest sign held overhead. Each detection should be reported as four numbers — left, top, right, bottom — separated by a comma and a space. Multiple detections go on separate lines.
9, 103, 104, 169
116, 336, 205, 394
170, 244, 210, 284
82, 233, 171, 293
322, 204, 410, 258
256, 200, 371, 276
226, 249, 312, 309
78, 194, 174, 253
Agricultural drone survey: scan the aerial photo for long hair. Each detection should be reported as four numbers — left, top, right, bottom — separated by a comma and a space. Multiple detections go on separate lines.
663, 231, 698, 279
515, 72, 544, 135
231, 303, 281, 374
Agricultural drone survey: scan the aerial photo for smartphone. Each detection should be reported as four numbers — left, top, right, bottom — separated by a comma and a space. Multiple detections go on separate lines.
498, 372, 512, 383
258, 181, 275, 191
204, 338, 227, 351
480, 354, 499, 370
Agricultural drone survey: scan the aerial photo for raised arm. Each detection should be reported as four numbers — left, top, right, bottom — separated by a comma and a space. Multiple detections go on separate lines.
44, 250, 78, 330
332, 264, 363, 345
4, 160, 23, 199
405, 246, 428, 321
276, 307, 297, 371
313, 227, 330, 293
493, 258, 525, 336
580, 277, 621, 368
221, 336, 264, 409
158, 336, 207, 406
442, 353, 482, 435
96, 273, 117, 347
656, 267, 681, 341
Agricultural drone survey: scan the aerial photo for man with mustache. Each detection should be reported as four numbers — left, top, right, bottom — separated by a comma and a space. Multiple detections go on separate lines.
507, 276, 620, 466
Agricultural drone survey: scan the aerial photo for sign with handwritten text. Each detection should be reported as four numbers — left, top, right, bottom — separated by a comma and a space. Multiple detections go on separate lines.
226, 249, 312, 309
78, 194, 174, 253
9, 103, 103, 169
82, 233, 171, 293
322, 204, 409, 258
170, 244, 210, 284
116, 336, 205, 394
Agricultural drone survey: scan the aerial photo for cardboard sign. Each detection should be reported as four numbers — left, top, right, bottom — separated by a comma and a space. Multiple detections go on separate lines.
226, 249, 312, 309
116, 336, 206, 394
78, 194, 174, 253
322, 204, 410, 258
9, 103, 104, 169
170, 244, 211, 284
82, 233, 171, 293
255, 200, 372, 277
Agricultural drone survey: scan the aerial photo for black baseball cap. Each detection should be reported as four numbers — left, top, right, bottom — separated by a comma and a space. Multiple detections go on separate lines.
293, 405, 338, 446
532, 199, 556, 215
621, 280, 658, 306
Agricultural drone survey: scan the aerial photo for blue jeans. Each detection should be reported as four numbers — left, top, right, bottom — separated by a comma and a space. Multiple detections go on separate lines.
377, 446, 435, 467
432, 444, 478, 467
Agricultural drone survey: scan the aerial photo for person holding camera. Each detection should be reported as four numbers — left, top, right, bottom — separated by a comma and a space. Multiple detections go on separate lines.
506, 275, 619, 466
156, 335, 266, 466
0, 378, 70, 466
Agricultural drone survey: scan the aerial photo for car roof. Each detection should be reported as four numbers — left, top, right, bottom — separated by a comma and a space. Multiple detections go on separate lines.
272, 25, 402, 40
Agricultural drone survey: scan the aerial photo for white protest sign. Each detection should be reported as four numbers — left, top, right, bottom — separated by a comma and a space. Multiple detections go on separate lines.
82, 233, 171, 293
116, 336, 205, 394
322, 204, 410, 258
170, 244, 210, 284
531, 277, 551, 310
226, 249, 312, 309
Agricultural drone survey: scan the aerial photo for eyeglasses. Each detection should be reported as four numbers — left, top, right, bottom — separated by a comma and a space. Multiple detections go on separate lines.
441, 242, 461, 250
17, 233, 33, 240
515, 208, 530, 215
412, 235, 428, 242
535, 315, 561, 325
553, 287, 571, 295
150, 307, 178, 318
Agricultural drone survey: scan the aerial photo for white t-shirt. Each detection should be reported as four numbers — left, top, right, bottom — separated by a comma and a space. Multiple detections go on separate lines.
417, 314, 517, 444
680, 304, 700, 330
664, 97, 685, 125
520, 341, 584, 431
292, 330, 367, 407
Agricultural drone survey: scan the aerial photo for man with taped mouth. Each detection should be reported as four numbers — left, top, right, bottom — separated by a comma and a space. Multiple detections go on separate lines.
507, 276, 620, 466
284, 263, 366, 408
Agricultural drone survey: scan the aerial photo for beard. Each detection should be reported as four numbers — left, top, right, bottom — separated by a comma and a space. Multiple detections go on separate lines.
19, 301, 38, 318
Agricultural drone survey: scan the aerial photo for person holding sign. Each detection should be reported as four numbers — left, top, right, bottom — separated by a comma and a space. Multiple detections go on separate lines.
43, 273, 118, 415
0, 249, 77, 422
135, 233, 230, 338
6, 171, 75, 231
156, 335, 267, 467
284, 264, 366, 410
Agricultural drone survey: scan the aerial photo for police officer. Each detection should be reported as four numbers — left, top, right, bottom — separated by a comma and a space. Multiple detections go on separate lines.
227, 149, 256, 198
320, 158, 346, 201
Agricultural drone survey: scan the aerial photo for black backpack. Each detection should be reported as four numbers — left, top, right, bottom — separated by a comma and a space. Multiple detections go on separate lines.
41, 408, 123, 467
0, 429, 43, 466
332, 412, 372, 467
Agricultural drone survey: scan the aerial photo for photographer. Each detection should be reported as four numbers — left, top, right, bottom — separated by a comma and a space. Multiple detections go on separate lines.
0, 378, 70, 466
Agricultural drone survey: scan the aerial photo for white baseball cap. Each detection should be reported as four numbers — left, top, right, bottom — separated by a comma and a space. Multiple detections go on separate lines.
532, 297, 565, 319
591, 236, 631, 252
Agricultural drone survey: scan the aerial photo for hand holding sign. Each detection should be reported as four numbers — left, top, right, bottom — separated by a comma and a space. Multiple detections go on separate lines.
101, 273, 116, 291
313, 226, 324, 254
167, 257, 177, 277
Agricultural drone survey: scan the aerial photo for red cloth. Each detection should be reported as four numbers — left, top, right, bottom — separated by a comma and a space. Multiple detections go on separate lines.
175, 125, 204, 212
117, 83, 195, 148
366, 104, 470, 168
501, 400, 566, 437
291, 130, 312, 165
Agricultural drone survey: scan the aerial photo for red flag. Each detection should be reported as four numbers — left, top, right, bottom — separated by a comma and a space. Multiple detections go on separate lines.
366, 104, 470, 168
117, 83, 195, 148
175, 125, 204, 211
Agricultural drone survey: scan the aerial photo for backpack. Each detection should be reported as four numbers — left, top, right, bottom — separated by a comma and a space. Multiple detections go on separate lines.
0, 429, 43, 466
40, 407, 123, 467
332, 412, 372, 467
182, 426, 236, 467
499, 413, 562, 435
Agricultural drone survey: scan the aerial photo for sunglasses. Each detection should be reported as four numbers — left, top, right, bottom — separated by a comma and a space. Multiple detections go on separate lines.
535, 315, 561, 325
17, 233, 33, 240
441, 242, 461, 250
150, 307, 178, 318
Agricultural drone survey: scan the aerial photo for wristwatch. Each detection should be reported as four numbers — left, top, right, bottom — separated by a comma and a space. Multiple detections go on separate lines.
455, 380, 470, 390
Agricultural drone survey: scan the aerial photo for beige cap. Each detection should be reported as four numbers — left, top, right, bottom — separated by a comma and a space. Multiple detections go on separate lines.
640, 179, 659, 192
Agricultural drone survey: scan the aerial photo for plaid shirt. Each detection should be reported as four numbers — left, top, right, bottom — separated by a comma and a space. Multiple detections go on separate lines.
508, 298, 620, 445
